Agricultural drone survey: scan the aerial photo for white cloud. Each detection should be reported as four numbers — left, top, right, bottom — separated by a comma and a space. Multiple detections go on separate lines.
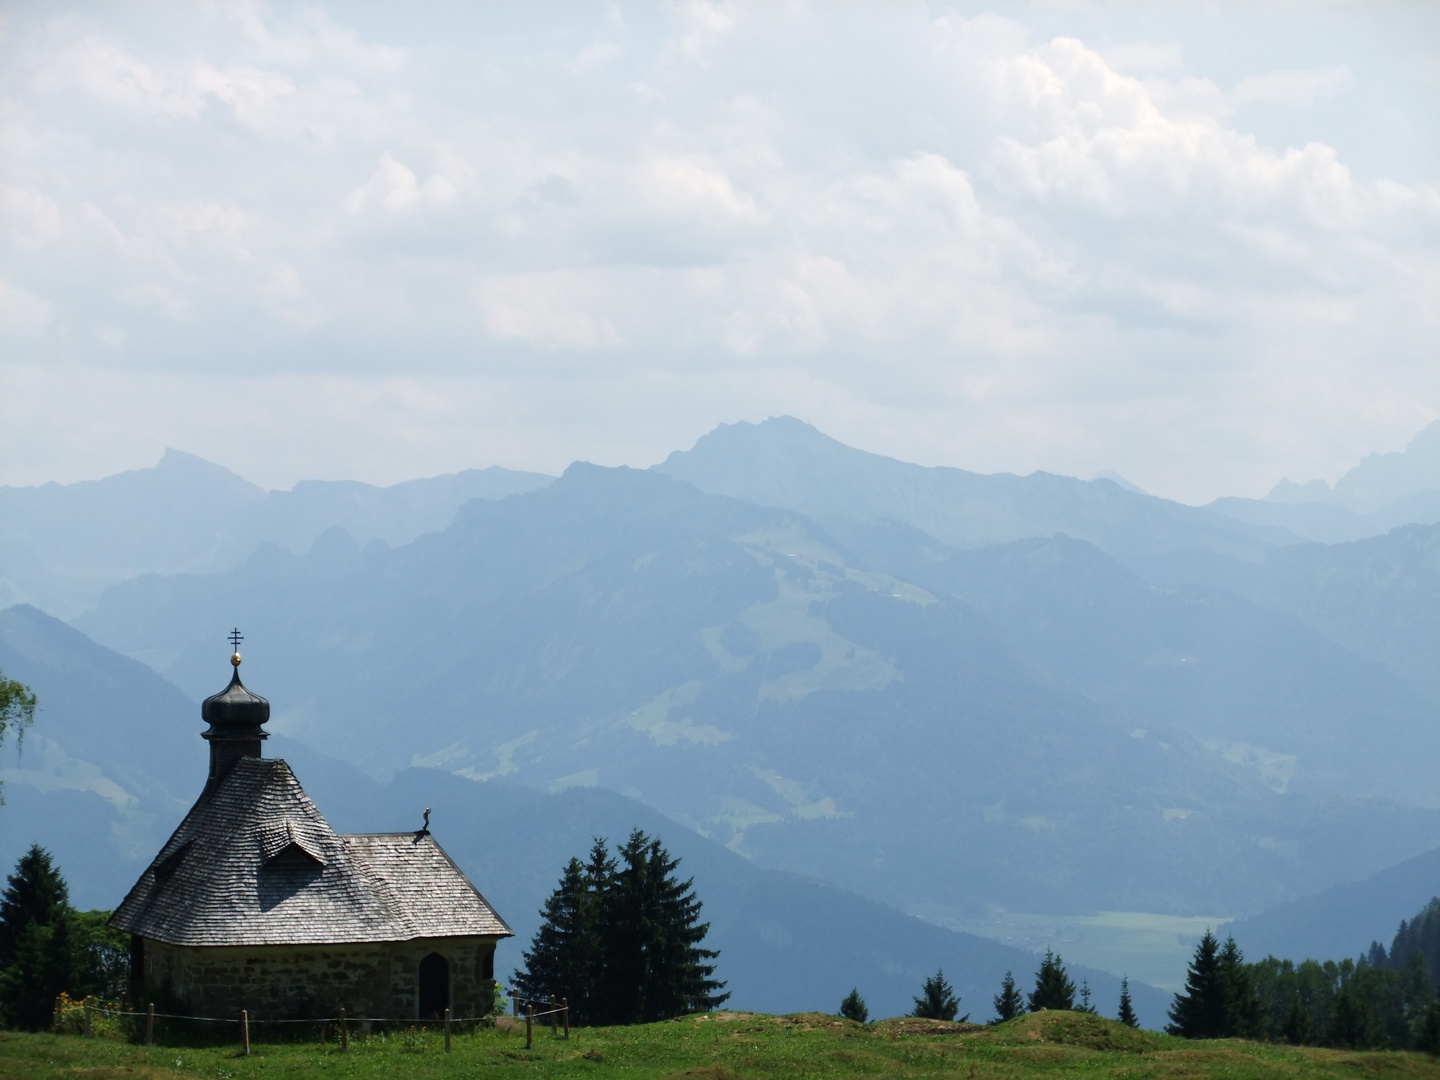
0, 2, 1435, 501
1231, 66, 1351, 109
344, 152, 457, 214
0, 278, 53, 333
477, 272, 623, 350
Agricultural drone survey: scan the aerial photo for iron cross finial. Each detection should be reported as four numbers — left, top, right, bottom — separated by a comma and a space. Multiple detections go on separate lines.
229, 628, 244, 651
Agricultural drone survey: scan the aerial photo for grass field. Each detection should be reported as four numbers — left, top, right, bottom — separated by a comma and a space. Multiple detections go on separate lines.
3, 1010, 1437, 1080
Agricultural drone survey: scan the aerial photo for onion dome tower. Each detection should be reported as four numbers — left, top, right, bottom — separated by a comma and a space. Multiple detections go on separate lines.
201, 628, 269, 785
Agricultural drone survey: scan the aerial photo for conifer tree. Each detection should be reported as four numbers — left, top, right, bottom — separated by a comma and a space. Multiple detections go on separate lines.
840, 988, 869, 1023
1029, 950, 1076, 1011
0, 846, 80, 1030
993, 970, 1023, 1022
1117, 976, 1138, 1027
1387, 898, 1439, 988
1077, 979, 1096, 1014
1218, 935, 1260, 1037
911, 969, 963, 1021
517, 831, 726, 1026
1167, 930, 1227, 1038
513, 841, 612, 1023
0, 844, 67, 969
595, 830, 728, 1024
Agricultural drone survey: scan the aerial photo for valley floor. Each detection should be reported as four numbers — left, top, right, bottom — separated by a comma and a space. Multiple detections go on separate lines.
2, 1010, 1436, 1080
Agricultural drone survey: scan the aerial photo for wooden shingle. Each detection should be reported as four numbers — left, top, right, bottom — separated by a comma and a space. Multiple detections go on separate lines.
112, 757, 511, 947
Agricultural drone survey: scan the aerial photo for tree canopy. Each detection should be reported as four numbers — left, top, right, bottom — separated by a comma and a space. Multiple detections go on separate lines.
0, 670, 36, 803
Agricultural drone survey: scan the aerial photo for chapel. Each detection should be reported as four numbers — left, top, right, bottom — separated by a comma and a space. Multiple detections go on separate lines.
111, 637, 511, 1021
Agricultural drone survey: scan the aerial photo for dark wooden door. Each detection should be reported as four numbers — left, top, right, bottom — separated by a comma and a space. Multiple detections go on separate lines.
418, 952, 449, 1018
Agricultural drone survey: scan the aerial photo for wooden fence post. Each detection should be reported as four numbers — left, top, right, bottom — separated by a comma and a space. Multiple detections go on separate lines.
444, 1007, 452, 1053
563, 997, 569, 1039
513, 992, 519, 1018
549, 995, 558, 1034
340, 1006, 348, 1053
241, 1009, 250, 1056
146, 1002, 155, 1046
525, 1004, 533, 1050
84, 996, 93, 1038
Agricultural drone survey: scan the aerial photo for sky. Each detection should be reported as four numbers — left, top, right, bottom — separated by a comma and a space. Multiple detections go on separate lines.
1, 1, 1437, 503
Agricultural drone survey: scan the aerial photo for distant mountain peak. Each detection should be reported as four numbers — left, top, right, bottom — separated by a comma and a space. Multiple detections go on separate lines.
1092, 470, 1148, 495
654, 416, 1274, 559
1262, 419, 1440, 513
1264, 477, 1335, 505
158, 447, 227, 469
664, 416, 863, 463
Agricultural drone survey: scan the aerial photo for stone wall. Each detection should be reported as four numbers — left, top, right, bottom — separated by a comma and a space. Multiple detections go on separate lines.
139, 935, 502, 1020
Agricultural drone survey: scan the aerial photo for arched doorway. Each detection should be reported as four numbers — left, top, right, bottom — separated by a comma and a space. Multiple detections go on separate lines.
418, 952, 449, 1018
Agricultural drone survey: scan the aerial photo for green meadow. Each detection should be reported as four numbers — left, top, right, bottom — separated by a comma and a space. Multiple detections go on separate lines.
3, 1011, 1437, 1080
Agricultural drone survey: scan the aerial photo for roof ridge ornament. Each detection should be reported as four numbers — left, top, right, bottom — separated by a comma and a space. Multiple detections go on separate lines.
229, 627, 244, 667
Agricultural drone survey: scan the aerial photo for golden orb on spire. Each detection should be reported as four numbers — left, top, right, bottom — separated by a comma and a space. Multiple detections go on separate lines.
231, 652, 242, 667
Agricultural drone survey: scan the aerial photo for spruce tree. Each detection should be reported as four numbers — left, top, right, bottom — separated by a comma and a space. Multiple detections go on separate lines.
1167, 930, 1227, 1038
911, 969, 963, 1021
1117, 976, 1138, 1027
596, 830, 728, 1024
514, 842, 612, 1023
1218, 935, 1259, 1037
0, 846, 77, 1029
518, 831, 726, 1026
1387, 898, 1439, 988
840, 988, 869, 1023
1029, 950, 1076, 1011
0, 844, 67, 969
993, 970, 1023, 1022
1077, 979, 1096, 1014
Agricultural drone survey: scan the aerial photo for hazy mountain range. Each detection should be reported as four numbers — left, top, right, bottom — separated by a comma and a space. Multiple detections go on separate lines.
1206, 421, 1440, 544
0, 605, 1171, 1024
0, 451, 549, 618
1, 417, 1436, 1005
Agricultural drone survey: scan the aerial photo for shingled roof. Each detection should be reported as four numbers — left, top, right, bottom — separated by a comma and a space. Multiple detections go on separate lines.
112, 757, 511, 947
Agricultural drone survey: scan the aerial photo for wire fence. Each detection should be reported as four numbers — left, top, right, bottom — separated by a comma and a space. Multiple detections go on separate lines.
56, 992, 571, 1054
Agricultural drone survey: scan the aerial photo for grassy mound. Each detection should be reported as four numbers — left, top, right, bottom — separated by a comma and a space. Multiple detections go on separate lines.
995, 1009, 1168, 1051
